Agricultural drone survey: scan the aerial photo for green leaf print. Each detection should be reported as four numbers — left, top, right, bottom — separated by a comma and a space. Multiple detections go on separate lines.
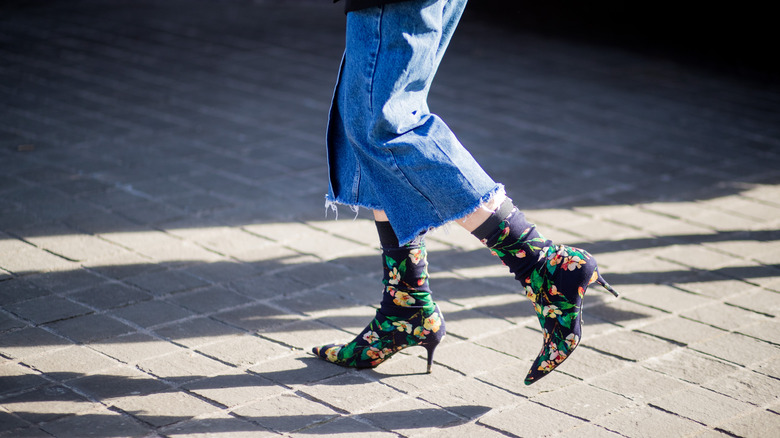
398, 258, 407, 277
340, 343, 356, 360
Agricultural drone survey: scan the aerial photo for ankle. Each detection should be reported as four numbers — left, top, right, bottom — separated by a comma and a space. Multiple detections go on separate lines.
470, 197, 515, 241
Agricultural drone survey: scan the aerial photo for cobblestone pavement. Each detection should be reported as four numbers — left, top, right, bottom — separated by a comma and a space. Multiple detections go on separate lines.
2, 1, 779, 437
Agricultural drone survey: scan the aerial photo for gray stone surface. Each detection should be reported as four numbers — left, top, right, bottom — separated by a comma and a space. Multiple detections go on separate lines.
1, 0, 779, 436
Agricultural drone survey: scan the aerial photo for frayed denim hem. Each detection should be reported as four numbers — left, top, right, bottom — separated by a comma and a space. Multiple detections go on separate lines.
324, 184, 506, 246
396, 183, 505, 246
324, 195, 382, 221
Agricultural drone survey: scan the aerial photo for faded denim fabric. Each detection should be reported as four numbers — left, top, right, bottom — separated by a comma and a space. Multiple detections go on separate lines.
326, 0, 501, 245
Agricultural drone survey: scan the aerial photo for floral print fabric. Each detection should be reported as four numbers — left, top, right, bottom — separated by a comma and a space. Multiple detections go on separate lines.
313, 241, 445, 369
483, 209, 605, 385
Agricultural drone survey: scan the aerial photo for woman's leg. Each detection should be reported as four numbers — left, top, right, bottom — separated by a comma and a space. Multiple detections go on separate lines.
318, 0, 618, 384
325, 0, 499, 246
312, 216, 445, 372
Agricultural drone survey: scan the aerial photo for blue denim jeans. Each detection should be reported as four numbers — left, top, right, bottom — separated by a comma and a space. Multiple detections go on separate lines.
326, 0, 501, 245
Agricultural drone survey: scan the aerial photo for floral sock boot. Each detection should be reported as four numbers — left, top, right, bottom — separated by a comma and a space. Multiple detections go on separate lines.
312, 221, 445, 373
472, 199, 618, 385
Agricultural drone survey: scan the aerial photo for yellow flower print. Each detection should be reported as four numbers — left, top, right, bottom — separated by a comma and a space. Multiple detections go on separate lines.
423, 313, 441, 332
366, 346, 384, 360
548, 285, 562, 296
362, 331, 380, 344
413, 326, 427, 338
368, 347, 394, 366
538, 360, 555, 372
548, 342, 567, 363
324, 346, 340, 362
388, 267, 401, 285
393, 291, 415, 307
393, 320, 412, 334
525, 285, 537, 302
565, 333, 579, 349
534, 302, 543, 316
542, 305, 562, 318
409, 248, 423, 264
562, 255, 585, 271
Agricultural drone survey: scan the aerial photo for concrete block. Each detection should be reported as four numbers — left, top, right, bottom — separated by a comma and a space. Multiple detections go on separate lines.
620, 284, 713, 314
595, 405, 704, 438
45, 314, 135, 344
300, 373, 404, 413
68, 282, 152, 310
197, 335, 293, 368
112, 390, 219, 428
262, 319, 343, 351
123, 268, 211, 296
0, 278, 51, 305
432, 340, 522, 376
184, 372, 287, 408
717, 408, 780, 438
418, 376, 521, 416
637, 316, 726, 346
360, 397, 463, 436
1, 385, 95, 424
137, 350, 233, 384
703, 369, 780, 407
68, 366, 170, 401
19, 345, 118, 382
0, 362, 48, 397
232, 392, 338, 433
298, 416, 398, 437
0, 327, 71, 360
690, 332, 779, 367
167, 285, 253, 315
650, 385, 755, 426
737, 319, 780, 345
727, 289, 780, 317
153, 317, 246, 349
110, 300, 194, 329
89, 332, 183, 363
159, 412, 278, 437
0, 238, 76, 275
3, 296, 92, 325
586, 299, 668, 329
682, 302, 770, 331
590, 365, 686, 402
533, 382, 632, 419
584, 330, 677, 362
641, 349, 738, 385
214, 302, 302, 333
365, 353, 466, 395
478, 400, 584, 437
40, 409, 151, 438
249, 354, 347, 388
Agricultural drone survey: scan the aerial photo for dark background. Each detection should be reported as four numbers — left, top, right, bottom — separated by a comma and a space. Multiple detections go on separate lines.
468, 1, 776, 79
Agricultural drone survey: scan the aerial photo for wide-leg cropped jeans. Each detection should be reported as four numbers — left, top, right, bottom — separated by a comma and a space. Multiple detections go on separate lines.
326, 0, 501, 245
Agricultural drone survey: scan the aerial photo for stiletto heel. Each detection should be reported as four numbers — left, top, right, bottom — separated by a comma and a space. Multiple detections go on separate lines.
476, 201, 622, 384
596, 273, 619, 297
313, 304, 446, 371
424, 342, 438, 373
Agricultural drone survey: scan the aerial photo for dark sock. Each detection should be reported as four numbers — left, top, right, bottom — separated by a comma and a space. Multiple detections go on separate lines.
375, 221, 433, 318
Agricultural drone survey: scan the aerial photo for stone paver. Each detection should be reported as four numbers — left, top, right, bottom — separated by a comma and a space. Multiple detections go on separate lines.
1, 0, 779, 437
